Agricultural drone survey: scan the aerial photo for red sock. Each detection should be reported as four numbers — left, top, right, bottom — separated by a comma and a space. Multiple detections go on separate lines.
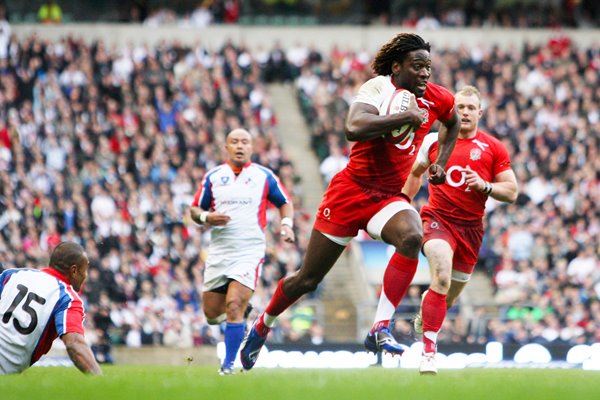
256, 279, 298, 336
422, 289, 447, 353
371, 252, 418, 332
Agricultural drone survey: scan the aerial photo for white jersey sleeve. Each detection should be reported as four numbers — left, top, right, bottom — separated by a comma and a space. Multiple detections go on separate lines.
416, 131, 439, 167
352, 75, 396, 115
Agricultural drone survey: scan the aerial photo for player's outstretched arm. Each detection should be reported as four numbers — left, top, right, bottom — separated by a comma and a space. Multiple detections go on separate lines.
430, 111, 460, 184
61, 332, 103, 375
402, 160, 429, 201
278, 203, 295, 243
486, 169, 519, 203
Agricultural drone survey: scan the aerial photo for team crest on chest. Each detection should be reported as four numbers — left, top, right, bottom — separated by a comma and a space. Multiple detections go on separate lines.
470, 148, 482, 161
221, 176, 230, 184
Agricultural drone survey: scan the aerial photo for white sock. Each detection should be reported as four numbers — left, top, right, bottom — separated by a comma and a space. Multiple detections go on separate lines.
372, 292, 396, 328
263, 313, 277, 328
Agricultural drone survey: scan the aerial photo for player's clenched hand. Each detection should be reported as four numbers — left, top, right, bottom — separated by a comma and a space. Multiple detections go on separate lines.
462, 165, 485, 191
280, 225, 295, 243
428, 163, 446, 185
207, 212, 231, 226
406, 94, 427, 130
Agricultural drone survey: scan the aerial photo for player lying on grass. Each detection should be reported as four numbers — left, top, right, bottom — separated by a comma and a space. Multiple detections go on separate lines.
0, 241, 102, 375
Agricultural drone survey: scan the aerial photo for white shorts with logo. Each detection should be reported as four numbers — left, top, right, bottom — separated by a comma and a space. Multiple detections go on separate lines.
202, 249, 264, 292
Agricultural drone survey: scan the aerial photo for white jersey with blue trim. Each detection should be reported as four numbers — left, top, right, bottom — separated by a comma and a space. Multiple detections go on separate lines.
0, 268, 85, 374
192, 162, 290, 256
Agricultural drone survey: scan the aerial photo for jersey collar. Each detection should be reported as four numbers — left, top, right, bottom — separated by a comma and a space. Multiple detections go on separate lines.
42, 267, 70, 285
227, 161, 251, 175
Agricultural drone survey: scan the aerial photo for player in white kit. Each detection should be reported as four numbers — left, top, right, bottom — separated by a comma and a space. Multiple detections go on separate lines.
0, 241, 102, 375
190, 128, 294, 375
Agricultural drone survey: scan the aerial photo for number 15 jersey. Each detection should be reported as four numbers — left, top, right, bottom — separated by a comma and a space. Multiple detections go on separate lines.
0, 268, 85, 374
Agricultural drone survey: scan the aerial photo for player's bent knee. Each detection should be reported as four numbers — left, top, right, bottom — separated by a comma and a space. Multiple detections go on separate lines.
393, 230, 422, 254
225, 301, 242, 313
433, 274, 451, 291
406, 230, 424, 248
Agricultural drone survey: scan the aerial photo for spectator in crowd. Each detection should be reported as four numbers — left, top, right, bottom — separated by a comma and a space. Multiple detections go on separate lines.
318, 142, 348, 184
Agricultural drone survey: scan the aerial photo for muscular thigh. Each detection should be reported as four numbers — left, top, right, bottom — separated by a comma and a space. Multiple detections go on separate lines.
422, 210, 483, 275
422, 212, 458, 251
452, 224, 484, 274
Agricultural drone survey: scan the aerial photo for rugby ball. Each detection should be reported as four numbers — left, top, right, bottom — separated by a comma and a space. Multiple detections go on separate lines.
385, 89, 414, 144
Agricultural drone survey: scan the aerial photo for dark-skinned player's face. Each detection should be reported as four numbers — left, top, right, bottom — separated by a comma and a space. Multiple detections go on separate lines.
392, 49, 431, 98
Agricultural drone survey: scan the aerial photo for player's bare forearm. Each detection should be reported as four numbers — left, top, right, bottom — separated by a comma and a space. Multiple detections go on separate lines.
433, 113, 460, 169
488, 180, 519, 203
189, 207, 204, 225
279, 203, 294, 222
402, 162, 428, 200
190, 207, 230, 226
464, 168, 518, 203
62, 333, 103, 375
488, 170, 519, 203
279, 203, 295, 243
345, 102, 422, 141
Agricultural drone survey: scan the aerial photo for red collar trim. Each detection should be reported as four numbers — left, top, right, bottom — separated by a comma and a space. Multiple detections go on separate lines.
227, 161, 251, 174
42, 267, 69, 284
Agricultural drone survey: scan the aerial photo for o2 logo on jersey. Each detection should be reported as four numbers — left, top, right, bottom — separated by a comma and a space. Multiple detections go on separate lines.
446, 165, 467, 188
393, 131, 416, 150
323, 208, 331, 219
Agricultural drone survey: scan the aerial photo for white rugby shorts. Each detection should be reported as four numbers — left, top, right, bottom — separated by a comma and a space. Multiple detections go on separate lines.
202, 251, 264, 292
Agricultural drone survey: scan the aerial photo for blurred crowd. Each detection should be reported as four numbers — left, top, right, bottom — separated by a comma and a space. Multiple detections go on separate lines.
0, 28, 598, 361
4, 0, 598, 28
294, 32, 600, 347
139, 0, 600, 29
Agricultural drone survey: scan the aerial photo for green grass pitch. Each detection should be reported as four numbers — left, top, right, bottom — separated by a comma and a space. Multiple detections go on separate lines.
1, 365, 598, 400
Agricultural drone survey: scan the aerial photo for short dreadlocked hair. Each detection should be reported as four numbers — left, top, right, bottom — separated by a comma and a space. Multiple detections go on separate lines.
371, 33, 431, 76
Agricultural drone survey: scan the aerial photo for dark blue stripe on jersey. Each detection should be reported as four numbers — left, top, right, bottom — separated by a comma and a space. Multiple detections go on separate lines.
256, 164, 288, 208
200, 166, 225, 210
0, 268, 38, 294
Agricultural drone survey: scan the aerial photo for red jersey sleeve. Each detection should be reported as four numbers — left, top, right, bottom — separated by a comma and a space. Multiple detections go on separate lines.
491, 138, 512, 177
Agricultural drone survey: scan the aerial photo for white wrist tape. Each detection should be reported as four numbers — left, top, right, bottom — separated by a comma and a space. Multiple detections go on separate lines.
281, 217, 293, 228
200, 211, 209, 224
